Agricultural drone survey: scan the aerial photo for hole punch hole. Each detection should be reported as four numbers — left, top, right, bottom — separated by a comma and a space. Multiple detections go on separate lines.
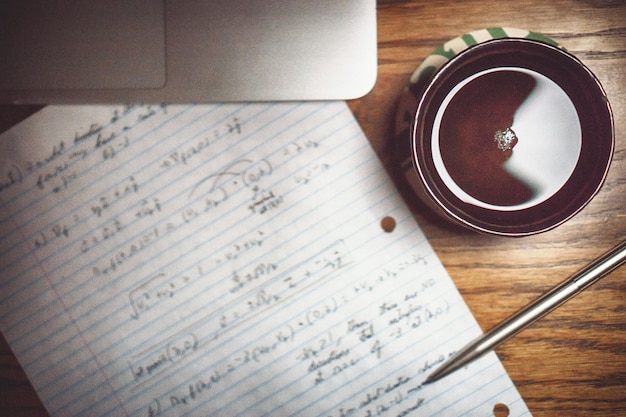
381, 216, 396, 233
493, 403, 510, 417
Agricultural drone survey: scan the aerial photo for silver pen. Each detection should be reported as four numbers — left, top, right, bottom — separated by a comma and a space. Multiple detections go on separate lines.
424, 240, 626, 384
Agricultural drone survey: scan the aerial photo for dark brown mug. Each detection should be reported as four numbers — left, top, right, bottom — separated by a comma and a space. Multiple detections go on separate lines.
409, 38, 613, 236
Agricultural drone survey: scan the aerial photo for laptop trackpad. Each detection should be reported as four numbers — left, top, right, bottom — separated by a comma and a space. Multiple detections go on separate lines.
0, 0, 166, 90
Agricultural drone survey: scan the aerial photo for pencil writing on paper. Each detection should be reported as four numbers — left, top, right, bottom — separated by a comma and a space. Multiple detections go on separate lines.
0, 102, 529, 416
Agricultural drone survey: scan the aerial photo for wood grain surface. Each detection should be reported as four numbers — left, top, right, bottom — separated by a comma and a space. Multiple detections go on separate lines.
1, 1, 625, 416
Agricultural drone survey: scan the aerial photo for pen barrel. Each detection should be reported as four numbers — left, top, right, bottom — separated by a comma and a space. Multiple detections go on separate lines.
425, 241, 626, 384
476, 240, 626, 355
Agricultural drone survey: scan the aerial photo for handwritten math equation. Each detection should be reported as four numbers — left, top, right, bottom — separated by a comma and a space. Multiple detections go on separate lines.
134, 245, 448, 417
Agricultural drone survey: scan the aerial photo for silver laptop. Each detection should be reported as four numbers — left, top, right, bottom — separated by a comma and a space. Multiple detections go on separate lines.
0, 0, 377, 104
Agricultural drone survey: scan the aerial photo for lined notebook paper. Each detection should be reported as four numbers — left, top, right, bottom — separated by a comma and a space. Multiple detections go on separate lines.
0, 102, 530, 417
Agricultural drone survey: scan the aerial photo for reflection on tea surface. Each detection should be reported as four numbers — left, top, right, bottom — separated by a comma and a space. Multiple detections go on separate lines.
432, 67, 581, 210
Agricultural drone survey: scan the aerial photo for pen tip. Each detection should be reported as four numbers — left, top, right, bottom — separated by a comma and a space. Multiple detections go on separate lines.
422, 373, 438, 385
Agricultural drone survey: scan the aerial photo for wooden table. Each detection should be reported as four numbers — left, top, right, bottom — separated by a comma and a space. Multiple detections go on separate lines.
1, 1, 625, 415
